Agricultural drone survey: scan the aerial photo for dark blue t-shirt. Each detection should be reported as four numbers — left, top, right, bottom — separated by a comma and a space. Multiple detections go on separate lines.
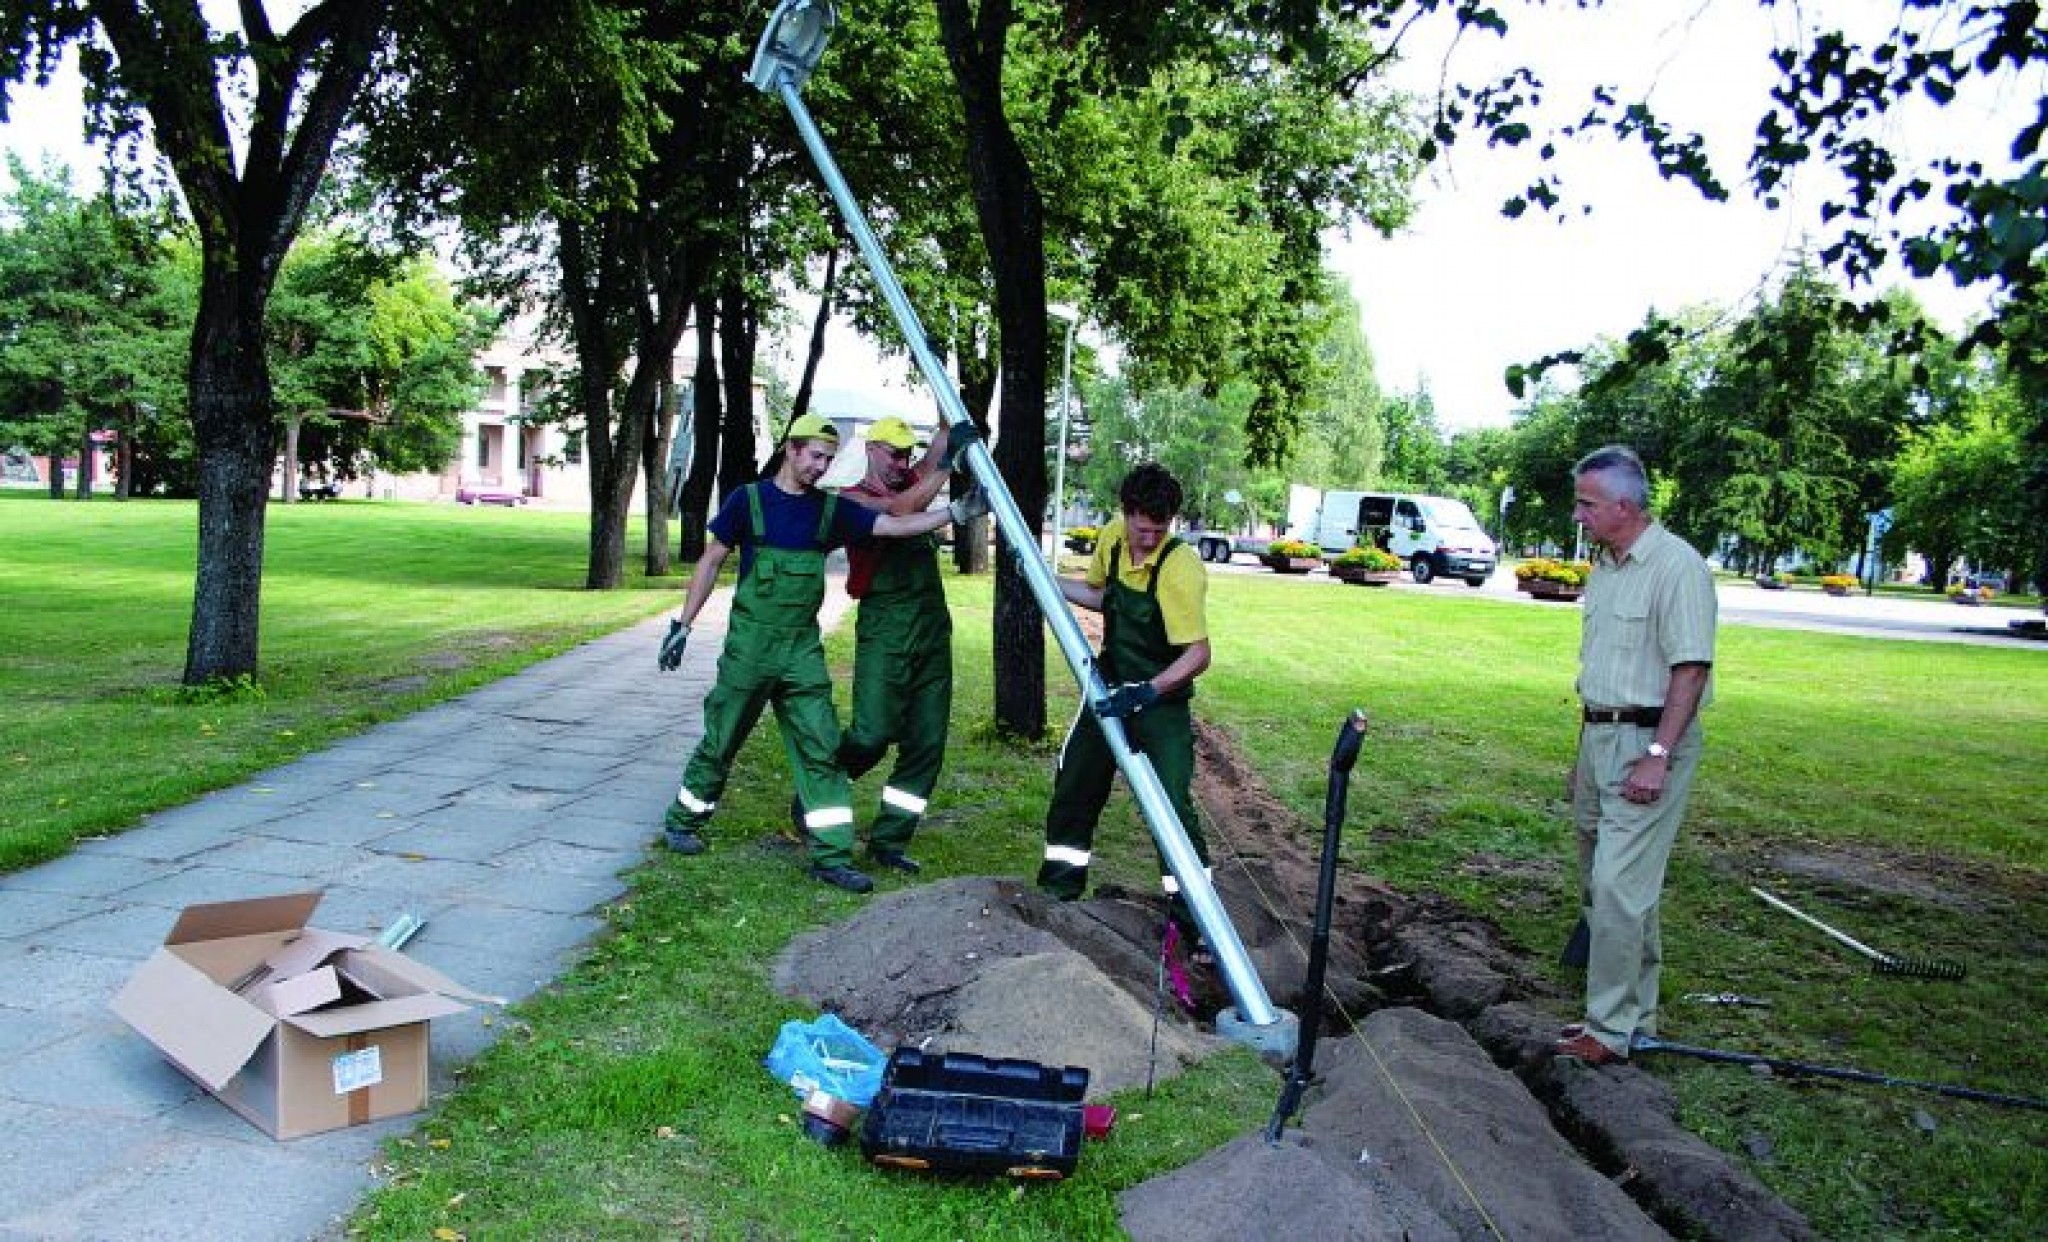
708, 481, 878, 578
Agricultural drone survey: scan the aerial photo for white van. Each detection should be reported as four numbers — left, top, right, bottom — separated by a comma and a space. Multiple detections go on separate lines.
1307, 490, 1498, 586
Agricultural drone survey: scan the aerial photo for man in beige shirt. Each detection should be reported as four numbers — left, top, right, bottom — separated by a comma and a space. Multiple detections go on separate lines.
1556, 445, 1717, 1066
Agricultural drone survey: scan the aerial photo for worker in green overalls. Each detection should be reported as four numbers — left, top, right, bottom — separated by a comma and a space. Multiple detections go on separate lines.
656, 413, 980, 893
1036, 463, 1214, 947
836, 416, 956, 873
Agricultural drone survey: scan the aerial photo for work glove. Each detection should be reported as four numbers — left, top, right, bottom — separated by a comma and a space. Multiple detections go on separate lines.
1096, 681, 1160, 719
939, 418, 981, 471
657, 619, 691, 671
947, 486, 990, 526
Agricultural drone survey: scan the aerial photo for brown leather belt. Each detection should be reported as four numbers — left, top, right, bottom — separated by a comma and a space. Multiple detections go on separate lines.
1583, 706, 1662, 726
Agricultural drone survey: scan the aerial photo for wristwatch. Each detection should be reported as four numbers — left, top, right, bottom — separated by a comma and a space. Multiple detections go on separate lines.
1645, 741, 1671, 760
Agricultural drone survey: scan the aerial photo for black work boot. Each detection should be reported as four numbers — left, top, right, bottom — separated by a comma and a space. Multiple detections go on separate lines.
664, 825, 706, 855
868, 849, 921, 875
809, 864, 874, 894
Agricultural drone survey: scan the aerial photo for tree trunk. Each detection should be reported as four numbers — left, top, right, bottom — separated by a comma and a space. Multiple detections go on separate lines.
791, 241, 839, 426
115, 420, 133, 500
46, 456, 63, 498
679, 301, 722, 563
937, 0, 1049, 740
952, 347, 998, 576
642, 374, 676, 578
74, 420, 94, 500
281, 412, 302, 502
716, 280, 760, 496
182, 296, 277, 686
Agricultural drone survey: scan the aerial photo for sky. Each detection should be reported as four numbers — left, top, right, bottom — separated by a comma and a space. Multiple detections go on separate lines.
3, 5, 2019, 435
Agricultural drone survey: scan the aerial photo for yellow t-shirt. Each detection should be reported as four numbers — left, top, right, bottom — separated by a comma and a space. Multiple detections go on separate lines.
1088, 517, 1208, 645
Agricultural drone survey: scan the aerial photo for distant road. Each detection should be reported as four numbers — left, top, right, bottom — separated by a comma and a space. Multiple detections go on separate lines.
1207, 556, 2046, 649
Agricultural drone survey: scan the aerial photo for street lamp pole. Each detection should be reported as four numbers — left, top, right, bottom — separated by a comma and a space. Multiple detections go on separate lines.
1044, 303, 1079, 564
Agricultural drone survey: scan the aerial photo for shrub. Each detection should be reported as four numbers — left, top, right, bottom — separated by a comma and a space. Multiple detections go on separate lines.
1514, 557, 1591, 587
1268, 538, 1322, 558
1333, 545, 1403, 572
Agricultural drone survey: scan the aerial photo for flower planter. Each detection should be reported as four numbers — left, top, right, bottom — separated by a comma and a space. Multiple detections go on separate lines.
1064, 536, 1095, 555
1261, 555, 1322, 575
1517, 578, 1584, 602
1822, 584, 1852, 597
1755, 576, 1787, 590
1331, 564, 1401, 586
1952, 591, 1983, 606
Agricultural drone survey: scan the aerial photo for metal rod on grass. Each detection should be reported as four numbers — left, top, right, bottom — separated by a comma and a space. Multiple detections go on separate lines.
1632, 1036, 2048, 1112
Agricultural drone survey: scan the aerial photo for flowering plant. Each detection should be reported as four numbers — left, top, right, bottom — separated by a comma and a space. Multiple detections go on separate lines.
1515, 558, 1591, 587
1820, 574, 1857, 590
1267, 538, 1322, 558
1333, 545, 1403, 572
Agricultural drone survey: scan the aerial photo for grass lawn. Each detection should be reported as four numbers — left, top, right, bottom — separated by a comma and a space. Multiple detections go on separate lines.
6, 497, 2042, 1237
0, 492, 673, 871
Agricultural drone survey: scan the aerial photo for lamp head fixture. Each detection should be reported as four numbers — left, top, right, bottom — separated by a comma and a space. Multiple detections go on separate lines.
749, 0, 838, 94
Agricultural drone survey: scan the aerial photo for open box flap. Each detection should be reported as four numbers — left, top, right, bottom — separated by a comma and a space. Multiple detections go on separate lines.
257, 964, 342, 1018
346, 945, 505, 1006
166, 892, 322, 947
111, 950, 274, 1090
284, 992, 467, 1038
258, 928, 368, 982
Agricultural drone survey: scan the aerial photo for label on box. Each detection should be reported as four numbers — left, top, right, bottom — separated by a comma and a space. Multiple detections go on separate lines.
332, 1046, 383, 1094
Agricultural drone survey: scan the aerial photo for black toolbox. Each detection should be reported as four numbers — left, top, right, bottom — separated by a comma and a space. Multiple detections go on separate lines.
859, 1048, 1090, 1179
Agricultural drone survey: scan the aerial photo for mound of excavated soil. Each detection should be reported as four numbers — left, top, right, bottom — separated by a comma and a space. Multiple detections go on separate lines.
770, 719, 1815, 1240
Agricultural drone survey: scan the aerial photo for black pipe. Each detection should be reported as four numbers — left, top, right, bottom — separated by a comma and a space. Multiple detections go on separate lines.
1633, 1037, 2048, 1112
1266, 709, 1369, 1142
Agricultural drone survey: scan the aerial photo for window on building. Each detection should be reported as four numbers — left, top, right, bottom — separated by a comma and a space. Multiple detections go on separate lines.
486, 367, 507, 403
564, 431, 583, 465
477, 432, 491, 469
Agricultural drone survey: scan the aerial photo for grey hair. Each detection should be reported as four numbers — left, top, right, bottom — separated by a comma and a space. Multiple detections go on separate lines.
1573, 444, 1649, 509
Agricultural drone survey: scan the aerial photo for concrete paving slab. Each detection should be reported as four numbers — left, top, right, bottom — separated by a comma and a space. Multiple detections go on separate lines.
297, 884, 430, 939
496, 837, 643, 880
31, 904, 194, 960
344, 853, 502, 902
11, 1129, 382, 1242
534, 801, 663, 850
0, 852, 174, 899
402, 938, 558, 1007
0, 944, 139, 1014
66, 820, 234, 864
202, 835, 366, 882
251, 805, 416, 848
1, 1021, 206, 1119
396, 799, 551, 841
459, 864, 624, 915
412, 902, 606, 959
0, 889, 114, 939
356, 818, 517, 865
116, 865, 327, 913
439, 780, 585, 812
0, 1003, 72, 1060
0, 1102, 166, 1224
384, 753, 508, 780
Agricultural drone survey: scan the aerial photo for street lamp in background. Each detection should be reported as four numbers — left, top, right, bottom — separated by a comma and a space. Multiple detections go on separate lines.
1044, 302, 1081, 564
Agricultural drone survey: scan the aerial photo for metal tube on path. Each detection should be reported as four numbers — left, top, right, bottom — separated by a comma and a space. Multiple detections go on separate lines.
750, 0, 1279, 1031
1266, 710, 1367, 1142
1633, 1036, 2048, 1112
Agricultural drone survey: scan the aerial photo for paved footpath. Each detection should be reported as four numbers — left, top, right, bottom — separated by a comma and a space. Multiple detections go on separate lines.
0, 582, 841, 1241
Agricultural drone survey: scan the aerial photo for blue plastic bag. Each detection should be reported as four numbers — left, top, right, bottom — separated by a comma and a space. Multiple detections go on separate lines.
763, 1013, 886, 1107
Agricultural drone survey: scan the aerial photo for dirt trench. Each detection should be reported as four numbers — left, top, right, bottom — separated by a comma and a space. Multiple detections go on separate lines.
773, 719, 1812, 1240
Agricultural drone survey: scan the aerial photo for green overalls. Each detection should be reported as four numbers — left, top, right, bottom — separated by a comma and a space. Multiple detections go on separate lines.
836, 526, 952, 854
667, 484, 857, 868
1038, 536, 1210, 911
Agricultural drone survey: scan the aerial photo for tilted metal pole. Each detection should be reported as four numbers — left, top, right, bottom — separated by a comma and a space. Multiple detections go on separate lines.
749, 0, 1286, 1038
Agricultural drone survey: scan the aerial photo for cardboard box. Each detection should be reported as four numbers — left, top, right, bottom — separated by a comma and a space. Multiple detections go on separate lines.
111, 892, 498, 1139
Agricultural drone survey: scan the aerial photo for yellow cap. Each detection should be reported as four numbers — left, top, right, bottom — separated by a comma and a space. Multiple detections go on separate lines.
784, 413, 839, 443
867, 416, 918, 450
